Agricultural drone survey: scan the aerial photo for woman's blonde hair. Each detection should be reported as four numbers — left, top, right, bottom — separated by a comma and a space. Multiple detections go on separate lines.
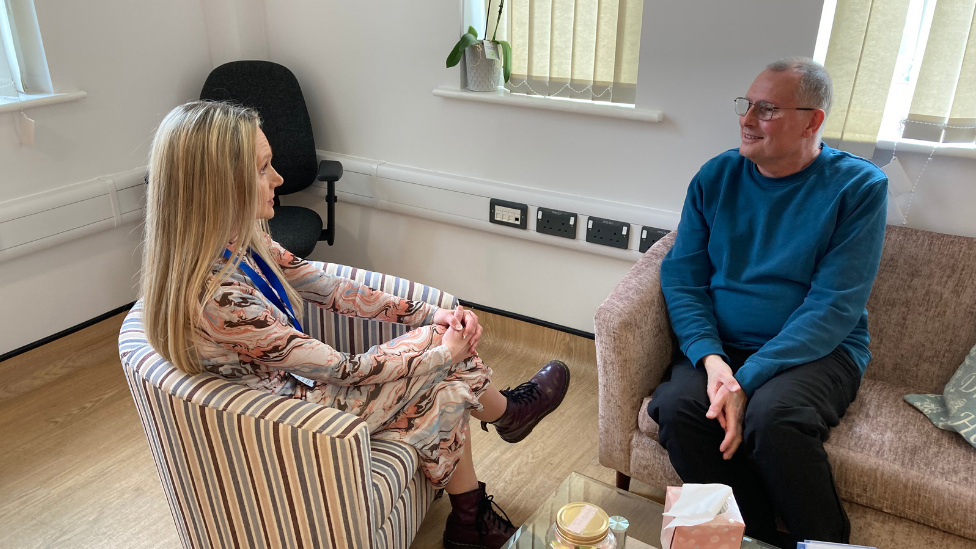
142, 100, 302, 374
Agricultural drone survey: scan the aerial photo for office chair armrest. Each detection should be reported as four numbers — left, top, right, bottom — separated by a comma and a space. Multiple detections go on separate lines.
317, 161, 342, 245
317, 160, 343, 182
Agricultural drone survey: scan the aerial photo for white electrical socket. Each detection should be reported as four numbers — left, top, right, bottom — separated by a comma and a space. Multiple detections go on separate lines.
494, 205, 521, 224
489, 198, 528, 229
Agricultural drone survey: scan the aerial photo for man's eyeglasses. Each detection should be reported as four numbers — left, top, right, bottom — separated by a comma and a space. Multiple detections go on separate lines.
734, 97, 817, 121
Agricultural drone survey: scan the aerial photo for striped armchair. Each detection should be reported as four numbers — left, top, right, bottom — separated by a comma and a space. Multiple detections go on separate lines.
119, 262, 458, 549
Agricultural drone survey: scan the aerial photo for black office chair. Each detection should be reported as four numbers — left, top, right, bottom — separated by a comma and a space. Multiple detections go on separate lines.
201, 60, 341, 258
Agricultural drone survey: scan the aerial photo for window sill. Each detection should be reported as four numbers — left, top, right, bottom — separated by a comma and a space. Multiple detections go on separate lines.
876, 137, 976, 160
0, 91, 87, 114
432, 86, 664, 123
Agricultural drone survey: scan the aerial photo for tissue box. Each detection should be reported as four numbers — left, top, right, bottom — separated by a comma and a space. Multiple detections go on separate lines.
662, 486, 746, 549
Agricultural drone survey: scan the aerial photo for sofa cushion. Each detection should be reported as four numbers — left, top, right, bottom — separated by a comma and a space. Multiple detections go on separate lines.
370, 439, 420, 528
829, 379, 976, 539
639, 396, 659, 438
905, 342, 976, 449
637, 380, 976, 540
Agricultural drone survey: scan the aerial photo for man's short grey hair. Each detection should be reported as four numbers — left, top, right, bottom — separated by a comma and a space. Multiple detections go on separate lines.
766, 57, 833, 117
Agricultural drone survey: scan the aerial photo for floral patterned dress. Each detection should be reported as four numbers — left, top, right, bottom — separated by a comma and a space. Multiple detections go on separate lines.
195, 235, 491, 487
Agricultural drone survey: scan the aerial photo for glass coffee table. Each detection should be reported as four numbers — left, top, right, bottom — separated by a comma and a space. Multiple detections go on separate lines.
503, 472, 778, 549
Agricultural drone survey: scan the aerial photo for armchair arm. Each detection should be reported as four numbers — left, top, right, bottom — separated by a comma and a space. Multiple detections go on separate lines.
594, 232, 676, 475
302, 262, 458, 354
120, 304, 379, 548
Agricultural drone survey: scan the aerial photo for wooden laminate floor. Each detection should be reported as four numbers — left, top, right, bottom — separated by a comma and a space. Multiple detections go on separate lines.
0, 309, 660, 549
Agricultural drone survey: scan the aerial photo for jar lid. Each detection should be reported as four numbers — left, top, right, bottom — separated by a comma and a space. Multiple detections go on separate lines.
555, 502, 610, 545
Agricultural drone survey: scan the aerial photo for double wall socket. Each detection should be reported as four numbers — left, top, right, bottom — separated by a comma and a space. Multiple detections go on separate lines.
585, 217, 630, 249
639, 226, 671, 253
536, 207, 577, 239
489, 198, 528, 229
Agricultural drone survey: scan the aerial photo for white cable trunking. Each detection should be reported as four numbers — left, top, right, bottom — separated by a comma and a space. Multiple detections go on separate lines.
0, 167, 147, 263
0, 154, 680, 266
310, 151, 679, 262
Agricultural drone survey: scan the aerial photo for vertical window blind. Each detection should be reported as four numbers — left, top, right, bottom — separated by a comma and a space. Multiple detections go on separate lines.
499, 0, 644, 105
902, 0, 976, 143
821, 0, 976, 155
821, 0, 912, 157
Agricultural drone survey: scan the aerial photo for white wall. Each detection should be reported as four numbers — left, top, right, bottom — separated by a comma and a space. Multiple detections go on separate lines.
0, 0, 212, 354
263, 2, 976, 333
263, 1, 828, 331
869, 148, 976, 238
199, 0, 269, 67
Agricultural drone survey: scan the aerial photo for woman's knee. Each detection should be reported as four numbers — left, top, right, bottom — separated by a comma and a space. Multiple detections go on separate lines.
448, 356, 492, 387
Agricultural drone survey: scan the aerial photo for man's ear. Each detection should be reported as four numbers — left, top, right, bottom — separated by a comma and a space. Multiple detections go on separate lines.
804, 109, 827, 138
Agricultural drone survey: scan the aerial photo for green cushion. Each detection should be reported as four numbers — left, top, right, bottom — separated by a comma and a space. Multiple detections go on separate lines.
906, 344, 976, 449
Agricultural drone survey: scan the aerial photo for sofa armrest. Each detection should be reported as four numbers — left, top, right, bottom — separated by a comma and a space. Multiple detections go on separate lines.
303, 262, 458, 355
594, 232, 676, 475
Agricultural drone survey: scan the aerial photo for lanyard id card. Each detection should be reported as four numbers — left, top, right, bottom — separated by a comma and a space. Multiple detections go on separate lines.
224, 248, 315, 388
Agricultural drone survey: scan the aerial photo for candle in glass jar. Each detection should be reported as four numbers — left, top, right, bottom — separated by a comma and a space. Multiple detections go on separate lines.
546, 502, 617, 549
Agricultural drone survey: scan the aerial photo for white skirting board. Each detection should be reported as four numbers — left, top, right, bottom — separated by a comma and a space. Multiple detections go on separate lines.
0, 156, 680, 266
0, 167, 147, 264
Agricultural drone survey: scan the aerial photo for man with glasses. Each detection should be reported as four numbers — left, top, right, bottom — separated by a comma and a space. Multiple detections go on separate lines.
647, 58, 888, 547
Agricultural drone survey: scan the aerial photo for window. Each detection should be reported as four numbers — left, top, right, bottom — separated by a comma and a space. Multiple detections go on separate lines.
0, 0, 53, 101
815, 0, 976, 155
0, 0, 23, 97
498, 0, 644, 105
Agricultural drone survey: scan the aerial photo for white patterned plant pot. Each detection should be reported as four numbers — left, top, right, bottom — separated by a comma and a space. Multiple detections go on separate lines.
464, 43, 502, 92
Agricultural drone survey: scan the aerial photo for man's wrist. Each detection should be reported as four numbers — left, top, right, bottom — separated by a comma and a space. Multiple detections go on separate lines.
686, 338, 725, 369
732, 362, 765, 399
703, 354, 727, 369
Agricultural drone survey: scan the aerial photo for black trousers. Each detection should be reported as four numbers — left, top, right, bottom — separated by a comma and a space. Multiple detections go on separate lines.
647, 346, 861, 548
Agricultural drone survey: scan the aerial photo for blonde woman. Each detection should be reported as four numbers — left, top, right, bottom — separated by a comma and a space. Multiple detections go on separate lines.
140, 101, 570, 549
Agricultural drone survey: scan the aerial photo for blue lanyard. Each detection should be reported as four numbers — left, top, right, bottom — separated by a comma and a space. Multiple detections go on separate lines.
223, 248, 304, 333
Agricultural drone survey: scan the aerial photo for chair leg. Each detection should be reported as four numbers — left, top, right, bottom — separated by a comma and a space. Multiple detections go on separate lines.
615, 472, 631, 491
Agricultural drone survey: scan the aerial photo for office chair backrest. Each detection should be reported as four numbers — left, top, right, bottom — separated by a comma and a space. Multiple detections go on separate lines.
201, 60, 316, 196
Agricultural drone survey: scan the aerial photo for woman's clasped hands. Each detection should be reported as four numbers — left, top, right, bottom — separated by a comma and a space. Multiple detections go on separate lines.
433, 305, 484, 363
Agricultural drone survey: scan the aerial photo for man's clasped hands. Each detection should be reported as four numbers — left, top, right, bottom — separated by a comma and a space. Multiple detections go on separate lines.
703, 354, 747, 460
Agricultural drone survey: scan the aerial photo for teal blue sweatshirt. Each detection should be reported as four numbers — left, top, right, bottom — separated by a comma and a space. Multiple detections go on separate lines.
661, 144, 888, 397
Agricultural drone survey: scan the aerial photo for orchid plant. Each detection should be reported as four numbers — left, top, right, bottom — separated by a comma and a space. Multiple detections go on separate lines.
445, 0, 512, 83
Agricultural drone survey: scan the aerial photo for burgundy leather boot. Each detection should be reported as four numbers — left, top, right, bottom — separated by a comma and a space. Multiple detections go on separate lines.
481, 360, 571, 443
443, 482, 517, 549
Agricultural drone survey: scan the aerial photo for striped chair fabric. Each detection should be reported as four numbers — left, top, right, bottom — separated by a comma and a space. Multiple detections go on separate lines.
120, 262, 458, 549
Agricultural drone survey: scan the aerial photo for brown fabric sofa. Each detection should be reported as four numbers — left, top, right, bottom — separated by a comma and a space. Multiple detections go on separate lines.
595, 225, 976, 548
